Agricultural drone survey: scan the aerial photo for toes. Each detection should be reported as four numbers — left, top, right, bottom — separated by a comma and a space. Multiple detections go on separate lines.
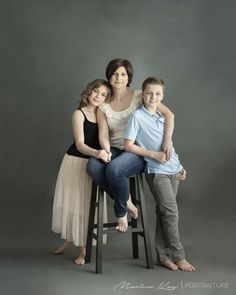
115, 225, 127, 232
176, 260, 195, 272
116, 214, 128, 232
74, 258, 85, 265
161, 260, 178, 271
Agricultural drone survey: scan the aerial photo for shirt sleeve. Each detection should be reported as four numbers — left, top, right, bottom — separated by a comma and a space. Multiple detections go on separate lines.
124, 114, 140, 141
99, 103, 106, 113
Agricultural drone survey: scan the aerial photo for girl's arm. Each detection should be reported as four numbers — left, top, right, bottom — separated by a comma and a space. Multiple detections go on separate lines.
72, 110, 109, 161
97, 108, 112, 159
124, 139, 167, 164
156, 102, 174, 160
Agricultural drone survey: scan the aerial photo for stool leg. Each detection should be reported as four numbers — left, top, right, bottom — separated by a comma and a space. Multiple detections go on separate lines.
85, 182, 97, 264
137, 174, 153, 269
130, 177, 139, 259
96, 187, 104, 274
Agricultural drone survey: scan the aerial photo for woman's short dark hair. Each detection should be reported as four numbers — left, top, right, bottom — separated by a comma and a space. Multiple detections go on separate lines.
105, 58, 134, 86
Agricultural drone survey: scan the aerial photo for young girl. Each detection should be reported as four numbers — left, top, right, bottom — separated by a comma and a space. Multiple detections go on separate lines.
52, 79, 111, 265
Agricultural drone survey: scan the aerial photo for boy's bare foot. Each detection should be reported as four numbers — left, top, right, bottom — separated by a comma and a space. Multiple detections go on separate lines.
115, 213, 128, 232
127, 194, 138, 219
161, 259, 178, 271
176, 259, 196, 271
74, 246, 86, 265
54, 240, 70, 255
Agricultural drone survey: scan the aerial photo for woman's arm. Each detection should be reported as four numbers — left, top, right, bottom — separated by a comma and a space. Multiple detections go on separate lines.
72, 110, 109, 161
97, 108, 111, 159
156, 102, 174, 160
124, 139, 167, 164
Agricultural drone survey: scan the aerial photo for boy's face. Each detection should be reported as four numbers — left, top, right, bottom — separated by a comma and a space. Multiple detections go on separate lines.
142, 84, 164, 110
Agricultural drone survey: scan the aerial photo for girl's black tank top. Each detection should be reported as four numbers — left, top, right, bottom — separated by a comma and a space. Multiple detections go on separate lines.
66, 109, 100, 159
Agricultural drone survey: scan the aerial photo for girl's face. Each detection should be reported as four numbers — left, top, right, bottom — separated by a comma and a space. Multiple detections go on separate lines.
109, 66, 129, 89
88, 85, 109, 106
142, 84, 164, 111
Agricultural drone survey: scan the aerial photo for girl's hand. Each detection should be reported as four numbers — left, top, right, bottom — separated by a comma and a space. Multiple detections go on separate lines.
95, 149, 112, 163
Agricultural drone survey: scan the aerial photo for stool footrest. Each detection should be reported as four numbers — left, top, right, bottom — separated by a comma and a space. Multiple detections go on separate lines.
92, 227, 145, 237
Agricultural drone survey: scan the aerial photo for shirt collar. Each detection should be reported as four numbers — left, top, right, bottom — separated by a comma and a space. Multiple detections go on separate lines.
141, 105, 164, 119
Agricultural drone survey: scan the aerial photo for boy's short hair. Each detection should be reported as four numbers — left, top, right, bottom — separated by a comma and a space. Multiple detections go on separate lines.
142, 76, 165, 92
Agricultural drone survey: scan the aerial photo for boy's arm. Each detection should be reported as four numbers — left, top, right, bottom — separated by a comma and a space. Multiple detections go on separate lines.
156, 102, 174, 160
124, 139, 167, 164
124, 113, 166, 164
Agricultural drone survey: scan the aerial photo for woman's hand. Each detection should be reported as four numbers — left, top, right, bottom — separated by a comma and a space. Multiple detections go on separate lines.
106, 151, 112, 162
162, 138, 173, 161
95, 149, 111, 163
151, 151, 167, 164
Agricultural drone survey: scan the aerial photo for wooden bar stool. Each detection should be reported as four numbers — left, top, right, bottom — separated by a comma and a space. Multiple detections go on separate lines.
85, 174, 153, 274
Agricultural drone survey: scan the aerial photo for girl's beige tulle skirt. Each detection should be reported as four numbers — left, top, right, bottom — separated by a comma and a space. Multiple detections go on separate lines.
52, 154, 107, 246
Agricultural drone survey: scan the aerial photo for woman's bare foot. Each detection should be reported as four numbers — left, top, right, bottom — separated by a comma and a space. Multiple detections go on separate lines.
54, 240, 70, 255
127, 194, 138, 219
161, 259, 178, 271
176, 259, 196, 271
74, 246, 86, 265
115, 213, 128, 232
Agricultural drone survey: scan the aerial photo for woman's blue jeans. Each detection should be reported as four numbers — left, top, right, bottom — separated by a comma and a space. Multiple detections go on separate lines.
87, 147, 145, 218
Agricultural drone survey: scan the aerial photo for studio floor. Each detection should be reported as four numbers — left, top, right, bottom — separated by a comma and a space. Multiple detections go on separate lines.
1, 222, 235, 295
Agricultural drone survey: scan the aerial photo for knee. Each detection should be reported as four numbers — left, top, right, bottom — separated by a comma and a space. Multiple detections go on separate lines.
86, 157, 101, 177
106, 162, 123, 178
160, 203, 179, 218
86, 158, 93, 176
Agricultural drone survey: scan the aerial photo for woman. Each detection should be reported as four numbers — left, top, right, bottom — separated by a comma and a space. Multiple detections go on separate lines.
87, 58, 174, 232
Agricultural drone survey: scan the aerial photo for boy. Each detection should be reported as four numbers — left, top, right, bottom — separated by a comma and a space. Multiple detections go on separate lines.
124, 77, 195, 271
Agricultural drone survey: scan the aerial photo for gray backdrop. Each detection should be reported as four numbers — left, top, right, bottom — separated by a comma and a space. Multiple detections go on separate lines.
1, 0, 236, 294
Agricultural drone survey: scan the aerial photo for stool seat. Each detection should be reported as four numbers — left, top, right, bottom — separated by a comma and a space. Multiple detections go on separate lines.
85, 173, 153, 273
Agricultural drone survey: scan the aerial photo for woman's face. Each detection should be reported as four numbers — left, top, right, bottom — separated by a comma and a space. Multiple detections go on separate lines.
88, 85, 109, 106
109, 66, 129, 90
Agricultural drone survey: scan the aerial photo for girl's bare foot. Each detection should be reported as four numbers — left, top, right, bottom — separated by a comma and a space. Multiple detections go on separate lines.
176, 259, 196, 271
161, 259, 178, 271
74, 246, 86, 265
115, 213, 128, 232
127, 194, 138, 219
54, 240, 70, 255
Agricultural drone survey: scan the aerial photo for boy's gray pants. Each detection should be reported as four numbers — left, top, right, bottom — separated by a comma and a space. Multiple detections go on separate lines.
145, 172, 185, 263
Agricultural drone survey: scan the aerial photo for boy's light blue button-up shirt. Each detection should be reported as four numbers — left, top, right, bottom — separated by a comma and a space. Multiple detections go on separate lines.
124, 106, 183, 175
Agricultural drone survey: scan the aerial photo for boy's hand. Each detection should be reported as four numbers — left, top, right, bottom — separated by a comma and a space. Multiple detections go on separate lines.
177, 169, 187, 180
152, 151, 167, 164
162, 139, 173, 161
